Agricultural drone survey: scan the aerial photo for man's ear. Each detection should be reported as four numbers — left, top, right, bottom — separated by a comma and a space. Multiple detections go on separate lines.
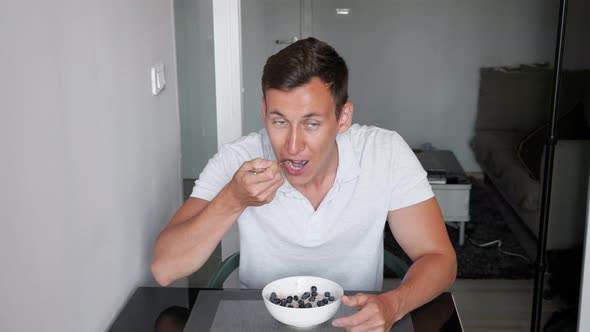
337, 101, 354, 133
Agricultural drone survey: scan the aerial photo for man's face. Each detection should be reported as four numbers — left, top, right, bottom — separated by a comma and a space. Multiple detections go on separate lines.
262, 77, 353, 187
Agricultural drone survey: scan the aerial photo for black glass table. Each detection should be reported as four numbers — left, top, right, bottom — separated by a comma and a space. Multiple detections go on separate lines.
108, 287, 463, 331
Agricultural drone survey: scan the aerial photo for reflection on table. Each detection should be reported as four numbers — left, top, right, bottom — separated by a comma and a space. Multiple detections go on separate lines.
108, 287, 463, 332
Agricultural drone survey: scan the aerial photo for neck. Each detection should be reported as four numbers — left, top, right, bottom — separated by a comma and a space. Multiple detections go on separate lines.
294, 143, 339, 209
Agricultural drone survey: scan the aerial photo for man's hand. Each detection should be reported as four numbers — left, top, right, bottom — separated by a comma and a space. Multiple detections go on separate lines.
332, 293, 402, 332
227, 158, 284, 208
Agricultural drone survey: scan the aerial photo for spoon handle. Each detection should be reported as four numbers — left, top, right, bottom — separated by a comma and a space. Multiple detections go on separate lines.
249, 161, 285, 175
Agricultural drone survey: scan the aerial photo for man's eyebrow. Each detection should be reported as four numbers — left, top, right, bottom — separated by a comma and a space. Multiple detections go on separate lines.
268, 111, 286, 117
268, 111, 323, 118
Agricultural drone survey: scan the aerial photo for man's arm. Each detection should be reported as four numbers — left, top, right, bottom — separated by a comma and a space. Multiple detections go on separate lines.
385, 197, 457, 316
332, 197, 456, 331
151, 159, 284, 286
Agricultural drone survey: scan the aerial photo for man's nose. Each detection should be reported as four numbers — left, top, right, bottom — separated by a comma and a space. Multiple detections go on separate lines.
287, 127, 305, 155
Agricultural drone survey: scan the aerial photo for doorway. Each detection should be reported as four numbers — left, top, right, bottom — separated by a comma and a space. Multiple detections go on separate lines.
241, 0, 309, 135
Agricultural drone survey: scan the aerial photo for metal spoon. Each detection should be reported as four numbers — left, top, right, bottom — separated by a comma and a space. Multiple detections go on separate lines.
249, 161, 286, 175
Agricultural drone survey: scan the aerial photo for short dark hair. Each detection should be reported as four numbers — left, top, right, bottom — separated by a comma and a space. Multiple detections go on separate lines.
261, 37, 349, 118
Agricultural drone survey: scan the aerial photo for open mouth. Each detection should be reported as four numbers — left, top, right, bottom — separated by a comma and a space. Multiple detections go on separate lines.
281, 160, 309, 175
285, 160, 308, 169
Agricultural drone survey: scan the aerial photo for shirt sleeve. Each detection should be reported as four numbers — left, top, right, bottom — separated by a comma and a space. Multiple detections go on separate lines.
388, 134, 434, 211
190, 144, 242, 201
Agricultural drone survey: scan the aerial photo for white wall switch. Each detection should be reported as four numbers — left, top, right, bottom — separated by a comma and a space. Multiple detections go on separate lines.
151, 63, 166, 96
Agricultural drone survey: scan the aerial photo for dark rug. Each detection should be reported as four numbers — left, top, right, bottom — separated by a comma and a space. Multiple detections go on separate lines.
384, 178, 534, 279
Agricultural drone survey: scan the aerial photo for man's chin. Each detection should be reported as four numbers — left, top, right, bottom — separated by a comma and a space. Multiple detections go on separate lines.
284, 172, 310, 186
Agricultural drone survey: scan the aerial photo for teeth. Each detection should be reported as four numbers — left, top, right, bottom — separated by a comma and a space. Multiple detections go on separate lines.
286, 160, 308, 170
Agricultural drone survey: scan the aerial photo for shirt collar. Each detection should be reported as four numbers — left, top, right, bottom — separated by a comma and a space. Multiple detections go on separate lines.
335, 129, 362, 184
260, 128, 361, 194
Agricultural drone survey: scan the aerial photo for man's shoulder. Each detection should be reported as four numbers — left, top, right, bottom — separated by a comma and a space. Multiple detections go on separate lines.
223, 131, 263, 148
218, 130, 265, 161
346, 124, 404, 148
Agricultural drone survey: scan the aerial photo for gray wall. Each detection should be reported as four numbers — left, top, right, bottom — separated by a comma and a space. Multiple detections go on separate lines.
241, 0, 590, 172
175, 0, 218, 179
0, 1, 182, 331
312, 0, 560, 172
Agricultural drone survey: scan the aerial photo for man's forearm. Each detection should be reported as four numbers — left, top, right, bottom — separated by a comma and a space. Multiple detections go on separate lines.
151, 186, 245, 286
384, 252, 457, 322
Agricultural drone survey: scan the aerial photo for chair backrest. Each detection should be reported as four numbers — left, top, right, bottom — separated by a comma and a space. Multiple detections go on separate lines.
384, 249, 410, 279
207, 252, 240, 289
206, 250, 409, 289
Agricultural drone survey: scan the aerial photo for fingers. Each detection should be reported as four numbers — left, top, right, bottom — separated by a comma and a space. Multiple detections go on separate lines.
231, 159, 284, 207
265, 159, 283, 177
332, 302, 373, 329
341, 294, 371, 309
247, 164, 282, 188
243, 159, 282, 181
333, 294, 391, 332
333, 306, 386, 332
248, 158, 274, 169
256, 173, 284, 203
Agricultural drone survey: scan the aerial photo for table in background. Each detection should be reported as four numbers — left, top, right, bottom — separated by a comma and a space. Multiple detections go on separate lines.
416, 150, 472, 245
108, 287, 463, 331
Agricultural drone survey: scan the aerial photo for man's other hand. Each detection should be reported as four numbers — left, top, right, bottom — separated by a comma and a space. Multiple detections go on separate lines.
332, 293, 401, 332
227, 158, 284, 208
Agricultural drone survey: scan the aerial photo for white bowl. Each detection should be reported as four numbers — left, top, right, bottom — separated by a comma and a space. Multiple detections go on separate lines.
261, 276, 343, 328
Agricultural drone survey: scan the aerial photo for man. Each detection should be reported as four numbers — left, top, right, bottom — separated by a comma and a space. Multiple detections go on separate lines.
152, 37, 456, 331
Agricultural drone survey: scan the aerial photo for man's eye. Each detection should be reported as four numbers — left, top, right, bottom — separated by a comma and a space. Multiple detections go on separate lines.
273, 120, 288, 127
305, 122, 319, 129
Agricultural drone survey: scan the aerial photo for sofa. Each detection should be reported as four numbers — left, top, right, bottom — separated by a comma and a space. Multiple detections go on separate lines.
470, 65, 590, 251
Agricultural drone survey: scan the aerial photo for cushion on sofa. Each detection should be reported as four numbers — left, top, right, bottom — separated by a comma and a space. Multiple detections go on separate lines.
470, 131, 524, 177
500, 160, 541, 211
475, 67, 588, 134
517, 103, 590, 180
471, 130, 542, 211
517, 122, 545, 180
476, 68, 551, 133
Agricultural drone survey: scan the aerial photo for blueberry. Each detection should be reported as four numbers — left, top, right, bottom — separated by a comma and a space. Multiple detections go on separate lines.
288, 305, 293, 308
270, 292, 277, 300
317, 301, 325, 307
298, 300, 305, 306
272, 298, 281, 305
311, 291, 317, 297
329, 296, 335, 301
301, 292, 310, 299
280, 302, 286, 307
280, 299, 287, 305
322, 298, 329, 304
311, 286, 317, 292
309, 296, 316, 302
324, 292, 330, 297
293, 295, 298, 301
305, 303, 312, 308
286, 296, 293, 303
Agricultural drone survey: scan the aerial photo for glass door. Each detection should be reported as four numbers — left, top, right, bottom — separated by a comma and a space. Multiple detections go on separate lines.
241, 0, 305, 135
174, 0, 218, 182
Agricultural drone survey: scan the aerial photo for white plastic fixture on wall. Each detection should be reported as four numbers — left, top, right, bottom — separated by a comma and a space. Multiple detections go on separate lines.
151, 63, 166, 96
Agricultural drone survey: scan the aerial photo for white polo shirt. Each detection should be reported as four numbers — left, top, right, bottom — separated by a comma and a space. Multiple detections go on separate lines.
191, 124, 433, 291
